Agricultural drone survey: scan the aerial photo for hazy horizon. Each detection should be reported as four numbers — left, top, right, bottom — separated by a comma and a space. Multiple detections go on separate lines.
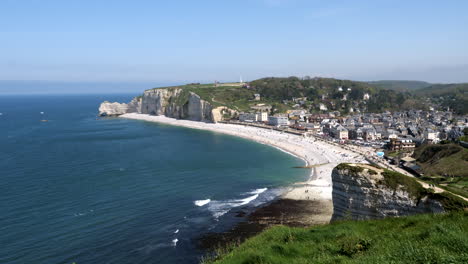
0, 76, 464, 95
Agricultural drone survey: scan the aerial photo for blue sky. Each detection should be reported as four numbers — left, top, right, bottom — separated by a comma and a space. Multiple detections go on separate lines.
1, 0, 468, 89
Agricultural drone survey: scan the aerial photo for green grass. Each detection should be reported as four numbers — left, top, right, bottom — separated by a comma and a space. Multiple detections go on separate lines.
422, 176, 468, 198
413, 144, 468, 178
412, 144, 468, 198
149, 83, 258, 112
380, 170, 427, 200
336, 163, 364, 175
205, 212, 468, 264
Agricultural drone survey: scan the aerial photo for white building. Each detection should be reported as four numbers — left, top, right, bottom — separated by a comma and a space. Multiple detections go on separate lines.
424, 129, 439, 143
332, 125, 348, 140
268, 116, 289, 126
256, 112, 268, 122
363, 93, 370, 100
239, 113, 257, 122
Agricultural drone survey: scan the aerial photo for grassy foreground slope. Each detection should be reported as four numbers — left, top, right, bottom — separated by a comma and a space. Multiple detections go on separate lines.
206, 212, 468, 264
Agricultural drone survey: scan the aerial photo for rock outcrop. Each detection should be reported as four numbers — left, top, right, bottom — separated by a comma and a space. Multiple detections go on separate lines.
98, 88, 237, 122
98, 101, 131, 116
331, 164, 445, 221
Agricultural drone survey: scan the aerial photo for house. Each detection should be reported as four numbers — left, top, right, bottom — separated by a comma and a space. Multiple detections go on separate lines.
423, 129, 439, 143
253, 94, 261, 101
319, 103, 328, 111
332, 125, 349, 140
388, 138, 416, 151
363, 93, 370, 100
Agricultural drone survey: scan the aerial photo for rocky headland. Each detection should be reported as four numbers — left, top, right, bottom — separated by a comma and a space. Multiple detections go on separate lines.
99, 88, 237, 122
331, 163, 466, 221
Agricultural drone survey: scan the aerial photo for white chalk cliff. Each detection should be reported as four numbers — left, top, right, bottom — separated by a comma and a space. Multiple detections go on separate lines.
98, 87, 237, 122
331, 164, 446, 221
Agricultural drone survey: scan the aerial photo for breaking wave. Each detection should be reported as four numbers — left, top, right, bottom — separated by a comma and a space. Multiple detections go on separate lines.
200, 188, 274, 218
194, 199, 211, 206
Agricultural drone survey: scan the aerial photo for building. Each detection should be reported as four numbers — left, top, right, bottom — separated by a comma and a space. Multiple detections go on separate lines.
388, 138, 416, 151
332, 125, 349, 140
424, 129, 439, 143
256, 112, 268, 122
254, 94, 261, 101
268, 116, 289, 126
239, 112, 257, 122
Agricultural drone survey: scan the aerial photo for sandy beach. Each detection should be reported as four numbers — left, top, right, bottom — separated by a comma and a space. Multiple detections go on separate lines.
120, 113, 366, 203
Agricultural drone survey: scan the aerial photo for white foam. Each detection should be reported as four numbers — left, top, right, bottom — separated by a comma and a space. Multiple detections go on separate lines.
174, 229, 179, 234
172, 238, 178, 247
248, 188, 268, 195
237, 194, 259, 206
194, 199, 211, 206
207, 193, 262, 218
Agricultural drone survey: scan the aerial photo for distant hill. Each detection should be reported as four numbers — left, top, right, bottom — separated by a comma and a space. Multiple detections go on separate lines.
368, 80, 432, 91
415, 83, 468, 114
249, 77, 418, 113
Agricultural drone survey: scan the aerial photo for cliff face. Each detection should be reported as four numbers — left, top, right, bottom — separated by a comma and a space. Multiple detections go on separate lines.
331, 164, 445, 221
99, 88, 237, 122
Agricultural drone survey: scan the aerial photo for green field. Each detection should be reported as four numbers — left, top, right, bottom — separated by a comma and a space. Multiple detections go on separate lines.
205, 212, 468, 264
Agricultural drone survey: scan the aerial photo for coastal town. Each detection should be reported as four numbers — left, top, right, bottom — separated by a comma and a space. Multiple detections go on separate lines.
233, 97, 467, 173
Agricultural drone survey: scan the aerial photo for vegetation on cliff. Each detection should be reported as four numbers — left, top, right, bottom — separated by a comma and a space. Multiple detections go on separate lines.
336, 164, 468, 208
412, 143, 468, 198
204, 211, 468, 264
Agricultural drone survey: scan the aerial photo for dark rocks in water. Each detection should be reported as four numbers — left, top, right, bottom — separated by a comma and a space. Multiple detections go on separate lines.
198, 198, 331, 250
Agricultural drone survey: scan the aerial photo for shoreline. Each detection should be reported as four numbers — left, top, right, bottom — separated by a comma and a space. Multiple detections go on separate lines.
119, 113, 368, 249
120, 113, 366, 203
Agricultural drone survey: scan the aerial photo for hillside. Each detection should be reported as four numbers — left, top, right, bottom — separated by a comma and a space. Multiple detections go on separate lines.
368, 80, 432, 91
137, 77, 468, 115
248, 77, 417, 113
413, 144, 468, 197
144, 77, 416, 115
415, 83, 468, 114
205, 211, 468, 264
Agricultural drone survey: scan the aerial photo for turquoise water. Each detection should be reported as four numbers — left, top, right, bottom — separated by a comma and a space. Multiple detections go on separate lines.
0, 95, 309, 264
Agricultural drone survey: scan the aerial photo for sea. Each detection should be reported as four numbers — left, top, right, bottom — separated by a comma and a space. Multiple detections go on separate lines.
0, 94, 309, 264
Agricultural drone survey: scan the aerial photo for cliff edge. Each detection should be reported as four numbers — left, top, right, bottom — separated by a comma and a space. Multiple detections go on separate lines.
331, 163, 467, 221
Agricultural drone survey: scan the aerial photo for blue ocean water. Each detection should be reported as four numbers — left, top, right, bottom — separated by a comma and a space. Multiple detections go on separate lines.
0, 94, 308, 264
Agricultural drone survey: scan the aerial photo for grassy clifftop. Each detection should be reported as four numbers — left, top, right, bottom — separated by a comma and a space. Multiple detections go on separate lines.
147, 83, 259, 112
205, 211, 468, 264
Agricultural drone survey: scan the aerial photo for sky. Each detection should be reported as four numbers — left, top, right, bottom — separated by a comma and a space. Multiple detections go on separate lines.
1, 0, 468, 93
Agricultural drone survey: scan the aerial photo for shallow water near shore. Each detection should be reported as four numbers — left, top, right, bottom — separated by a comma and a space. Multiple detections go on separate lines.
0, 94, 309, 264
